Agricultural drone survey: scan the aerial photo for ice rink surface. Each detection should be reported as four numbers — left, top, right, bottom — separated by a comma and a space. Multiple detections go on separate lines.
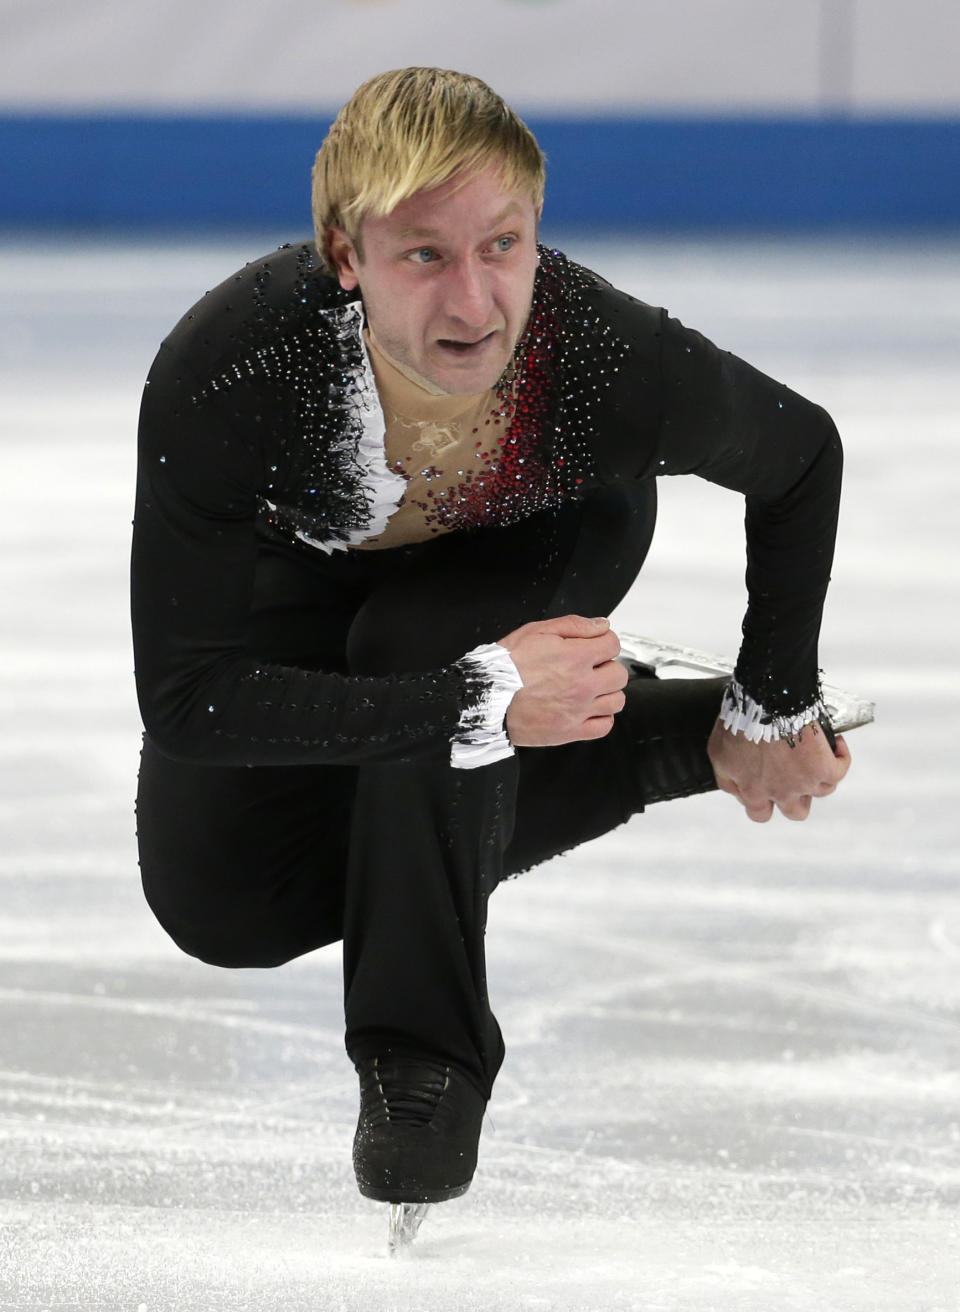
1, 230, 959, 1310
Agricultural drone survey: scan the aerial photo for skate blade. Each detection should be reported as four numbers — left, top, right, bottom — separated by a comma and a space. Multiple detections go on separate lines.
618, 632, 875, 734
388, 1202, 430, 1256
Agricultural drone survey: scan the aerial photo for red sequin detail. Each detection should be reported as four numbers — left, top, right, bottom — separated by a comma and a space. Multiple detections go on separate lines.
403, 248, 628, 535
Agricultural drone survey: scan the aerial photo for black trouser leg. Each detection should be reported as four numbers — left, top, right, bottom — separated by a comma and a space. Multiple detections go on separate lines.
136, 483, 722, 1101
339, 670, 723, 1097
136, 671, 722, 985
503, 674, 724, 877
136, 742, 353, 967
337, 544, 559, 1098
336, 495, 720, 1096
342, 753, 514, 1097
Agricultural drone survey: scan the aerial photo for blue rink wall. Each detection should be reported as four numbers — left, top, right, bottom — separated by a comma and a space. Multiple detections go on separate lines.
4, 114, 959, 231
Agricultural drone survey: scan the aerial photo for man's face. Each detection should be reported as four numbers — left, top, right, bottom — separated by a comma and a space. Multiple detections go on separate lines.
327, 166, 540, 395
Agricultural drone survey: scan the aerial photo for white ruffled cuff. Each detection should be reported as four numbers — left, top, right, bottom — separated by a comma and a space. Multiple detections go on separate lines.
720, 677, 826, 744
450, 643, 524, 770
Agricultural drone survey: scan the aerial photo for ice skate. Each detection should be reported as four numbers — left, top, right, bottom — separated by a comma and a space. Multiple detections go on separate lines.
352, 1054, 486, 1252
388, 1202, 431, 1255
618, 632, 875, 735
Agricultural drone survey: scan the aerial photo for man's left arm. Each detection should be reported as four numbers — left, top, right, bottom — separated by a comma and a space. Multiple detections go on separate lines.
597, 288, 850, 819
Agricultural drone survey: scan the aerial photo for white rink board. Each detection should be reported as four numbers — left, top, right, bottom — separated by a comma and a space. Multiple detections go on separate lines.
0, 0, 958, 113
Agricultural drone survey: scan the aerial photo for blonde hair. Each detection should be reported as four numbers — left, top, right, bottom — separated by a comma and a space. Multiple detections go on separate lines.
312, 67, 546, 272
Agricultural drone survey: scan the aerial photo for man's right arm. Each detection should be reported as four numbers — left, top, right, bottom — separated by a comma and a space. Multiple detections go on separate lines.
133, 344, 615, 769
132, 343, 498, 769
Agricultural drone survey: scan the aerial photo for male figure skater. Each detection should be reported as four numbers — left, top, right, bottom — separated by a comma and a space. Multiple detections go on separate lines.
132, 67, 850, 1213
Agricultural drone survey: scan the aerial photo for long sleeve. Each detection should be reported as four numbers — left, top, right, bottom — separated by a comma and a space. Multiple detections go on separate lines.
131, 339, 491, 768
593, 282, 842, 727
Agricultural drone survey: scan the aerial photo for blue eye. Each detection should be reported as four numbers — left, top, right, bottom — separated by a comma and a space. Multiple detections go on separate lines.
409, 247, 437, 264
495, 236, 514, 253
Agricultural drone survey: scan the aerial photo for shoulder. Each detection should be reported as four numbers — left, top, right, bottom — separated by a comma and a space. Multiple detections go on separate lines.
158, 241, 359, 381
535, 246, 665, 356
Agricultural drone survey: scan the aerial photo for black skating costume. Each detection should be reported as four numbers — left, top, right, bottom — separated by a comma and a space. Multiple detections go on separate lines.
132, 245, 842, 1094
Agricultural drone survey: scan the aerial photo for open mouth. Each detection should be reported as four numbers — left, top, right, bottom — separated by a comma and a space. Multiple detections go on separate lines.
436, 332, 495, 356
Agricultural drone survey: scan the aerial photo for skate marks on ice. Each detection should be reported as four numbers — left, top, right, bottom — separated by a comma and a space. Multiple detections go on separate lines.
2, 234, 960, 1309
489, 845, 960, 1191
5, 1191, 959, 1312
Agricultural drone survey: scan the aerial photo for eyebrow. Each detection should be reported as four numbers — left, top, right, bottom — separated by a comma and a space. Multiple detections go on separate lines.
393, 201, 525, 241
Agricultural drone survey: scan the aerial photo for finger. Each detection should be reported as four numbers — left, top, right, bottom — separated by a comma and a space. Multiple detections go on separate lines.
533, 614, 611, 640
736, 785, 774, 821
713, 770, 740, 799
831, 735, 852, 779
591, 689, 626, 717
579, 714, 616, 740
777, 795, 812, 821
593, 659, 629, 693
596, 641, 625, 671
571, 630, 621, 664
610, 659, 630, 689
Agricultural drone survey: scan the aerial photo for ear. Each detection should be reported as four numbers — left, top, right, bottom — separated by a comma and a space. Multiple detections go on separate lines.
326, 227, 360, 291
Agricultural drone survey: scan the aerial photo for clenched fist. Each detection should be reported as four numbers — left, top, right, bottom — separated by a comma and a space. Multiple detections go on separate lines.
497, 615, 628, 747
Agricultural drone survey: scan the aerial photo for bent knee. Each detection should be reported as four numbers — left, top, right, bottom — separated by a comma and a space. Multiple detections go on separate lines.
345, 568, 525, 677
140, 877, 338, 969
346, 602, 476, 677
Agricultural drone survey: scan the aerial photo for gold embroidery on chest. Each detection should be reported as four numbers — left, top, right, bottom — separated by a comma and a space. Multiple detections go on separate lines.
398, 417, 461, 457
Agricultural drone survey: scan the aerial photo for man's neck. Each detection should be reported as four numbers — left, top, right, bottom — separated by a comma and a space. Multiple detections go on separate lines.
364, 328, 496, 426
364, 327, 449, 397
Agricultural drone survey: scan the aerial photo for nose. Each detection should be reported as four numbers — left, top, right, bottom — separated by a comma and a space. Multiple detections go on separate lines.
443, 255, 494, 331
